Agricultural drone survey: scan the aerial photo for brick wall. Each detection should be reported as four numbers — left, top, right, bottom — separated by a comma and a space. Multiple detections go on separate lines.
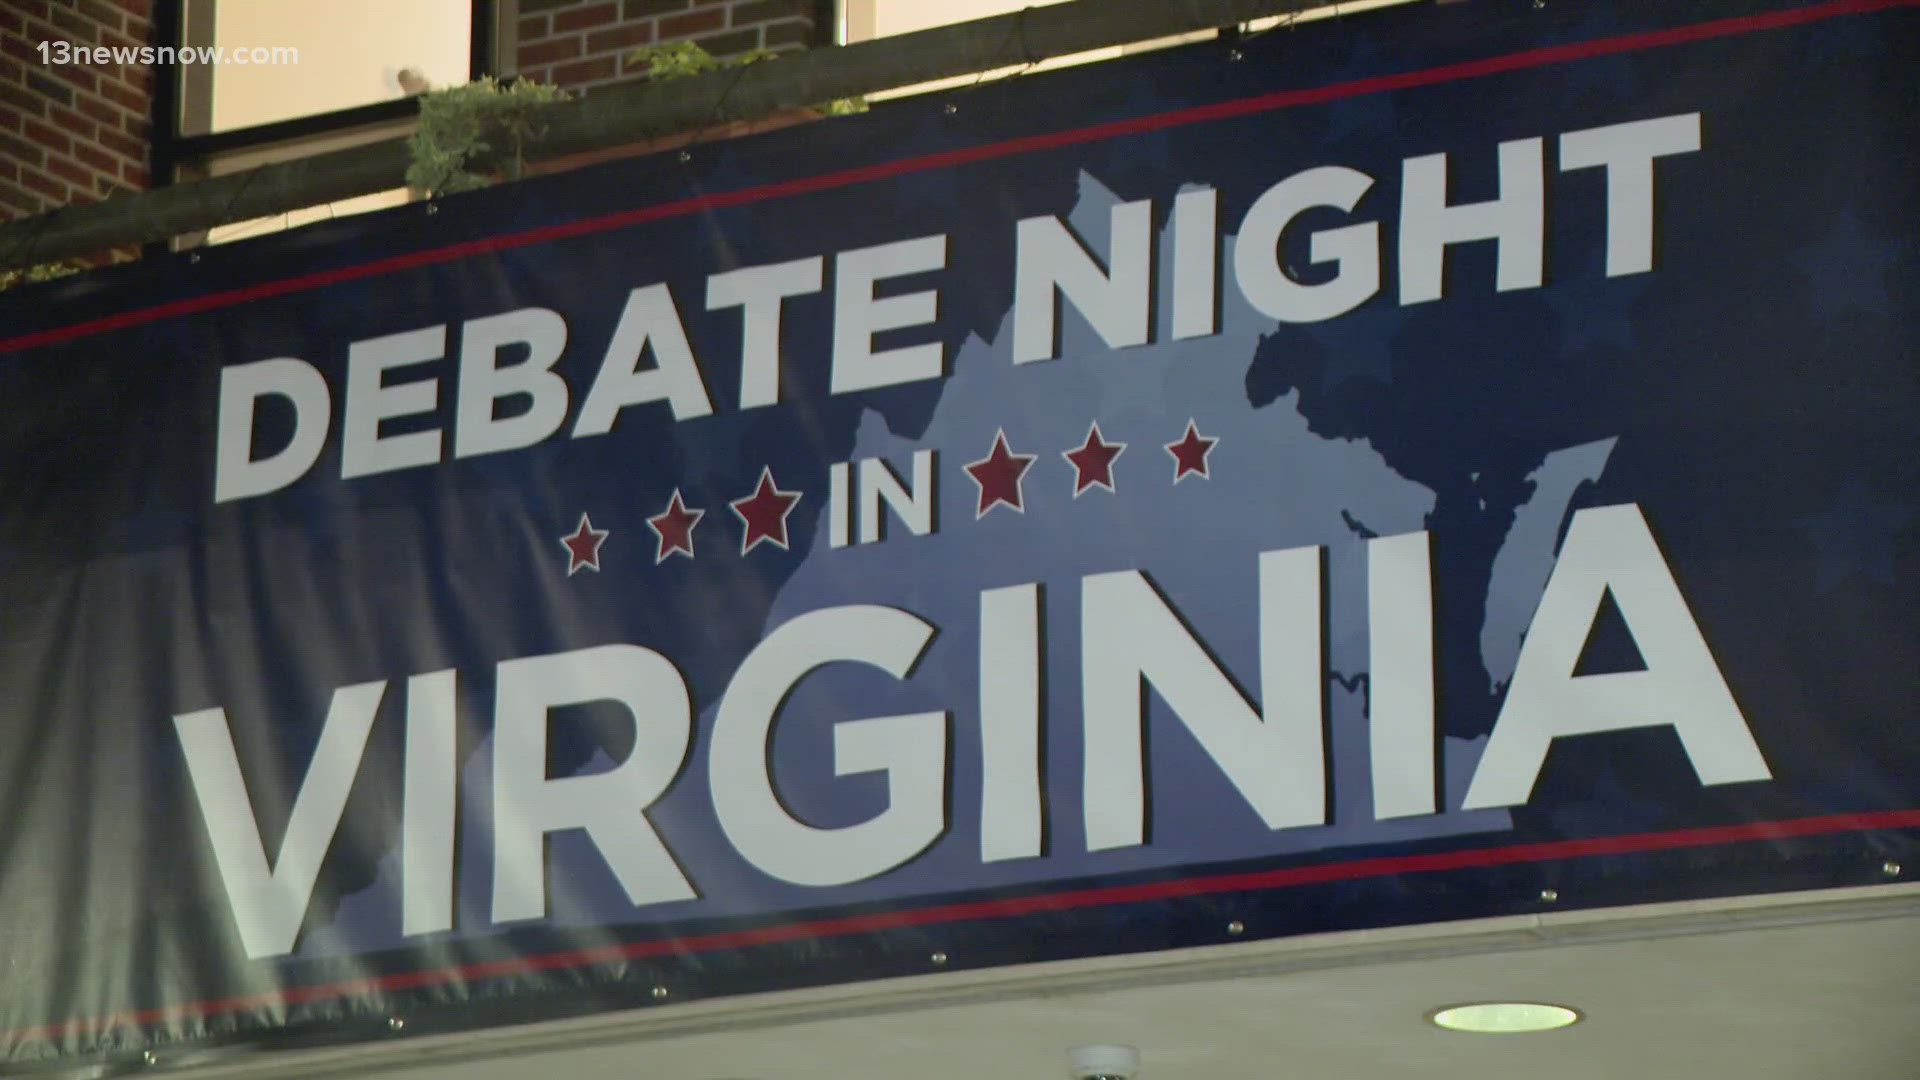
514, 0, 818, 92
0, 0, 153, 227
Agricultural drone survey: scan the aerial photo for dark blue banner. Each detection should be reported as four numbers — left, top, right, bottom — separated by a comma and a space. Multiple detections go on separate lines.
0, 0, 1915, 1065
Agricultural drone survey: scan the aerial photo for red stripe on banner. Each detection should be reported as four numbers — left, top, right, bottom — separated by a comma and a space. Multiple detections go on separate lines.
1, 0, 1914, 356
10, 808, 1919, 1042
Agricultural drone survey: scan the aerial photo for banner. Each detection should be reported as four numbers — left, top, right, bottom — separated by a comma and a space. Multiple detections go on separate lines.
1, 0, 1916, 1064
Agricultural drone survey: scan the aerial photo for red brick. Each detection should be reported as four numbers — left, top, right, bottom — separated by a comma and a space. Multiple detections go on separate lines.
518, 65, 553, 85
48, 6, 102, 40
73, 91, 124, 126
96, 63, 140, 92
75, 1, 124, 32
0, 130, 42, 165
95, 28, 140, 53
112, 58, 151, 90
42, 152, 96, 187
109, 0, 151, 18
761, 18, 812, 48
20, 15, 62, 47
43, 61, 98, 94
585, 22, 654, 53
625, 0, 689, 16
0, 179, 42, 212
16, 164, 65, 200
517, 13, 549, 38
0, 9, 19, 34
0, 31, 40, 66
94, 124, 141, 158
71, 140, 119, 174
694, 27, 760, 56
550, 54, 617, 86
95, 77, 144, 112
0, 80, 46, 118
21, 116, 69, 154
119, 160, 146, 186
121, 112, 147, 138
0, 159, 14, 180
659, 6, 724, 38
46, 104, 95, 140
516, 35, 582, 67
729, 0, 808, 26
23, 69, 72, 106
553, 1, 619, 33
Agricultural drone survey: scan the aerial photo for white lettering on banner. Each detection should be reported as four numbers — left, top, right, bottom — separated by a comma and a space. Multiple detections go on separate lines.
212, 357, 331, 503
1081, 548, 1325, 851
453, 307, 571, 460
1235, 165, 1381, 323
1559, 113, 1704, 277
175, 501, 1767, 956
1012, 198, 1153, 363
341, 324, 447, 479
830, 234, 949, 395
710, 605, 947, 887
490, 645, 697, 922
1460, 504, 1771, 809
573, 284, 715, 435
174, 681, 386, 958
208, 112, 1702, 503
707, 255, 825, 410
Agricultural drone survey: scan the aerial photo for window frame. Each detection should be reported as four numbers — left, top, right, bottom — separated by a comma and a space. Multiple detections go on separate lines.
154, 0, 499, 187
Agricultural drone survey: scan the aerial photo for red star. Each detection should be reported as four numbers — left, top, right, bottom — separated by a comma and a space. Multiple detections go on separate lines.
1165, 419, 1217, 482
1063, 421, 1126, 495
560, 513, 609, 575
964, 429, 1036, 518
730, 467, 801, 554
646, 489, 705, 563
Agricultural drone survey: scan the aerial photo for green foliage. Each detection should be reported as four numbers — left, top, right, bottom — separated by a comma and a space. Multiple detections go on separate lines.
0, 260, 83, 293
628, 41, 867, 115
403, 42, 870, 197
405, 77, 571, 196
627, 40, 775, 79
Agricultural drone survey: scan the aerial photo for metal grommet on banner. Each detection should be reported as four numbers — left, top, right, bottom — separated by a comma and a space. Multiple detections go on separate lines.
1884, 860, 1903, 878
677, 150, 692, 164
943, 102, 958, 116
1226, 920, 1245, 936
1538, 888, 1560, 904
141, 1050, 158, 1066
425, 202, 439, 216
930, 950, 949, 965
187, 251, 200, 264
650, 985, 669, 999
1228, 48, 1244, 62
387, 1016, 405, 1032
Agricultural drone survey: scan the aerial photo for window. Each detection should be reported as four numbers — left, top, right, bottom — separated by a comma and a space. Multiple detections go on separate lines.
167, 0, 496, 245
178, 0, 476, 136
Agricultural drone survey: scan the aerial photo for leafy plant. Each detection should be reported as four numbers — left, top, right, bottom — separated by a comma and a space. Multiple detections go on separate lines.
627, 40, 775, 79
0, 260, 83, 293
627, 41, 867, 115
406, 76, 572, 196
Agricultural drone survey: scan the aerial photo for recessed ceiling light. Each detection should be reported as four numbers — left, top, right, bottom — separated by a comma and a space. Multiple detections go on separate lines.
1428, 1002, 1582, 1034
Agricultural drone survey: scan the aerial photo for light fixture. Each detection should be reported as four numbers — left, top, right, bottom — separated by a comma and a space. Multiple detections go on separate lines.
1428, 1002, 1582, 1033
